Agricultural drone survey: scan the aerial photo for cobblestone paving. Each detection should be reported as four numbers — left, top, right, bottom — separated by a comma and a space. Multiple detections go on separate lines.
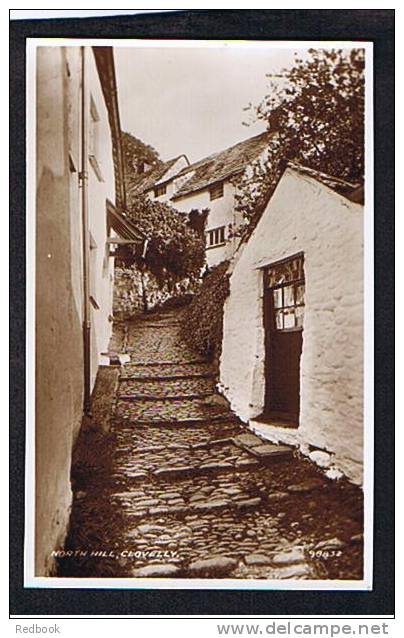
62, 309, 364, 581
118, 376, 215, 398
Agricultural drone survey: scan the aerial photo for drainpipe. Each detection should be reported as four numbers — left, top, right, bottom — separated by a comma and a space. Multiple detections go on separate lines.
80, 46, 92, 416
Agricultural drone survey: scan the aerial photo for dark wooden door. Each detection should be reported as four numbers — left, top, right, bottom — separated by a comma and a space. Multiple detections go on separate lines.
264, 254, 305, 425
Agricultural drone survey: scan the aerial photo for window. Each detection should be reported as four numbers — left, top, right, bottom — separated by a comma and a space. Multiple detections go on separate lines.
266, 255, 305, 331
154, 183, 167, 198
138, 160, 151, 174
209, 182, 224, 201
88, 95, 104, 182
206, 226, 226, 248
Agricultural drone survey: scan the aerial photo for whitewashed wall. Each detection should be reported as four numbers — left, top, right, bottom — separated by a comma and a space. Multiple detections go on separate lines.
220, 168, 364, 483
86, 50, 116, 386
174, 181, 239, 266
35, 46, 117, 575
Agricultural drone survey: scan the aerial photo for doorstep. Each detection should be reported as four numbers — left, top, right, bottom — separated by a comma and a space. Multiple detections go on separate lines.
249, 416, 301, 449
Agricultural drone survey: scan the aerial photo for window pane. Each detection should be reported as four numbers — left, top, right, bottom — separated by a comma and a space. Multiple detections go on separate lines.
295, 306, 304, 327
275, 310, 283, 330
267, 255, 304, 287
210, 182, 224, 200
219, 227, 225, 243
273, 288, 282, 309
283, 309, 295, 329
283, 285, 294, 307
296, 284, 305, 305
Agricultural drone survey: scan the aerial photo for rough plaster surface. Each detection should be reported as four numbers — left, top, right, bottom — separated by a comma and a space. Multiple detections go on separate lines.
220, 169, 364, 484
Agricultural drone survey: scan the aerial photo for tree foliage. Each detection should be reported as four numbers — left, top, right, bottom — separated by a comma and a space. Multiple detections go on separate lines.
187, 208, 209, 237
119, 132, 205, 283
121, 131, 161, 173
236, 48, 365, 230
124, 195, 206, 282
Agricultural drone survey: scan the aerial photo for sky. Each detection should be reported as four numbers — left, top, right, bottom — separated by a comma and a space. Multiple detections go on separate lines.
114, 44, 302, 163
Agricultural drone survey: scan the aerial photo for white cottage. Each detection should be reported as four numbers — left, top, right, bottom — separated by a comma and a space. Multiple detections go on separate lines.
125, 132, 272, 267
171, 132, 271, 267
35, 45, 143, 576
220, 164, 364, 484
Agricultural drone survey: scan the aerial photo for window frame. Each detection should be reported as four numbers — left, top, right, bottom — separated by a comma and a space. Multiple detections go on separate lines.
154, 183, 167, 198
88, 94, 104, 182
209, 181, 224, 201
206, 225, 226, 249
264, 253, 305, 333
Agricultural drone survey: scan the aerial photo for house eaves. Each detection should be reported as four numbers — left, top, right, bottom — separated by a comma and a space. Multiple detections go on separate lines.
93, 46, 126, 211
286, 162, 363, 203
106, 199, 145, 243
127, 154, 190, 200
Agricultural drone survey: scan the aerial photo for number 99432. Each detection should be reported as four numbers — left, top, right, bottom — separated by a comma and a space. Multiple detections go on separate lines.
308, 549, 343, 559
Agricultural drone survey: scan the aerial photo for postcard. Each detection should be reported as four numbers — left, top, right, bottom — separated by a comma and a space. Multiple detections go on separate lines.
25, 37, 373, 590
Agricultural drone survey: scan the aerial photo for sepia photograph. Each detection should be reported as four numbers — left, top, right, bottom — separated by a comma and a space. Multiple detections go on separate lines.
25, 37, 372, 589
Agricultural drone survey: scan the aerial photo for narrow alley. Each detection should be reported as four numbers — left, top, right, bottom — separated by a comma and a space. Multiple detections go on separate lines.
60, 308, 363, 581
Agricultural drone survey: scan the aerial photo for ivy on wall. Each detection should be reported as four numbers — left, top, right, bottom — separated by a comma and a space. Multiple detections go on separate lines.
122, 131, 161, 171
122, 195, 206, 282
180, 261, 230, 363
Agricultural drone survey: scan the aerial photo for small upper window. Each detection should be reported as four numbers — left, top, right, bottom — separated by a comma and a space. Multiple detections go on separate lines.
206, 226, 226, 248
209, 182, 224, 201
154, 183, 167, 198
266, 255, 305, 332
138, 160, 151, 174
88, 95, 104, 182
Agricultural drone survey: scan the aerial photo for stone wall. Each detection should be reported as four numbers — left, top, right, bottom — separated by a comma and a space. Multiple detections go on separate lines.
113, 264, 195, 318
220, 168, 364, 484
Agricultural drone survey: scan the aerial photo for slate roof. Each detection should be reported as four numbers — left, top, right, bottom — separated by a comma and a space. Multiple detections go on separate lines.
172, 131, 272, 200
126, 155, 187, 199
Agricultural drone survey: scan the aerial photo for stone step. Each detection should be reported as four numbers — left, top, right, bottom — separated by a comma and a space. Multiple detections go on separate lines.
112, 441, 262, 483
119, 362, 215, 380
115, 397, 236, 424
126, 357, 207, 366
111, 435, 263, 481
118, 376, 216, 398
232, 433, 294, 460
118, 392, 214, 402
151, 457, 260, 480
111, 492, 262, 519
114, 414, 240, 428
128, 322, 181, 329
119, 371, 215, 382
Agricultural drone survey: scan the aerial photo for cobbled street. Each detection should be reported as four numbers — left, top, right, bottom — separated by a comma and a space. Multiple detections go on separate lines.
61, 308, 364, 580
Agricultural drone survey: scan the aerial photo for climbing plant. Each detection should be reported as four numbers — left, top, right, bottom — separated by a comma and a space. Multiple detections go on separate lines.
121, 131, 161, 172
123, 195, 206, 282
180, 261, 230, 362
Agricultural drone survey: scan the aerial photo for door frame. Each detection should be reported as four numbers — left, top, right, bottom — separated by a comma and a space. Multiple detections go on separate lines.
262, 252, 305, 427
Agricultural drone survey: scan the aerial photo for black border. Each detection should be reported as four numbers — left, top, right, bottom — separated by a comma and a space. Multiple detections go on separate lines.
10, 9, 395, 617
